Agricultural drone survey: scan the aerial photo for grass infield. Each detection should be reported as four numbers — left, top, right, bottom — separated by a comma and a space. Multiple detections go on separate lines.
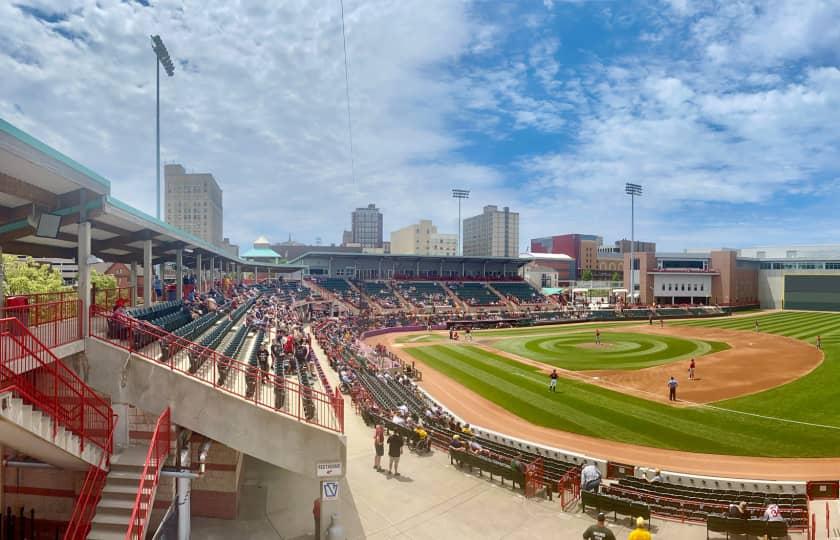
405, 312, 840, 457
490, 331, 728, 370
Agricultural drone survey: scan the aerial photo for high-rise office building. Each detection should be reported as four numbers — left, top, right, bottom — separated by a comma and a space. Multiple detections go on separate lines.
164, 164, 223, 246
390, 219, 457, 256
462, 205, 519, 257
351, 204, 383, 248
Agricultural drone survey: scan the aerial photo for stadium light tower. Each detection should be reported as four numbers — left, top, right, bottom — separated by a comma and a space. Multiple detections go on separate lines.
452, 189, 470, 256
625, 182, 643, 304
151, 35, 175, 220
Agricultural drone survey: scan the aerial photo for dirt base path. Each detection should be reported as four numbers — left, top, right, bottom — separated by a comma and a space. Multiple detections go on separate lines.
366, 327, 837, 480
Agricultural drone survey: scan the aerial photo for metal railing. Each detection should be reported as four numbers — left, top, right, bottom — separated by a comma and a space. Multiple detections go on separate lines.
0, 299, 82, 350
0, 317, 113, 454
125, 408, 171, 540
63, 414, 117, 540
89, 307, 344, 433
92, 285, 138, 309
558, 467, 581, 511
4, 290, 77, 305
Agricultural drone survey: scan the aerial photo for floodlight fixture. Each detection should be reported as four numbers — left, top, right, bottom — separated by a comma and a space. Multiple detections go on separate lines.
625, 182, 643, 304
151, 35, 175, 77
452, 189, 471, 256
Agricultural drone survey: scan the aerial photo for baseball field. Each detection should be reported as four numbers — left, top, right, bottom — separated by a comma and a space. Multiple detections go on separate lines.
392, 311, 840, 458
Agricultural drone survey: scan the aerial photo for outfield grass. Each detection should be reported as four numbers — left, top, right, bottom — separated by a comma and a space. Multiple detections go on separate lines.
491, 331, 729, 370
405, 311, 840, 457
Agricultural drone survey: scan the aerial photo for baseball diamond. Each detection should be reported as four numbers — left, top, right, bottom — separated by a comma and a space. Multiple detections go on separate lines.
389, 311, 840, 458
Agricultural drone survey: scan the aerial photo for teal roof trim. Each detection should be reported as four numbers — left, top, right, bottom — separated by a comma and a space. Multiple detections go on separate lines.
0, 117, 111, 190
241, 247, 282, 258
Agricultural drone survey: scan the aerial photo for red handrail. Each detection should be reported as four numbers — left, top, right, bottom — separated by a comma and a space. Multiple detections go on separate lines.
63, 414, 117, 540
4, 290, 77, 305
89, 306, 344, 433
0, 299, 82, 350
0, 317, 113, 454
125, 408, 171, 540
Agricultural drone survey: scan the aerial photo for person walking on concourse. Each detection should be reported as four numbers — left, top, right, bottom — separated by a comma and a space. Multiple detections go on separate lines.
583, 512, 615, 540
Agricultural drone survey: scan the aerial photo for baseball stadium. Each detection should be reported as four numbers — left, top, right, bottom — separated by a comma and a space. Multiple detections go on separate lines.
3, 116, 840, 540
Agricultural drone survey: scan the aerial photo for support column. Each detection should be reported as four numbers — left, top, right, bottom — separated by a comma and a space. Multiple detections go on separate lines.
143, 240, 153, 306
196, 253, 203, 293
130, 261, 138, 306
176, 249, 184, 300
178, 449, 191, 540
77, 222, 92, 336
0, 246, 5, 308
209, 256, 216, 290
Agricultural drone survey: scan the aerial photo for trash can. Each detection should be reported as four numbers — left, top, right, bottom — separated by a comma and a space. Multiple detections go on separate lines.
166, 284, 177, 301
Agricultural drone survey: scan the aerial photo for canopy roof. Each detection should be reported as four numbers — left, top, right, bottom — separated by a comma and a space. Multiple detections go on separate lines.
0, 118, 302, 273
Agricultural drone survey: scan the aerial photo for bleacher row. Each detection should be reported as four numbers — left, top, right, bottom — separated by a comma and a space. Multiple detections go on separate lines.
315, 278, 361, 307
448, 282, 502, 306
604, 477, 808, 527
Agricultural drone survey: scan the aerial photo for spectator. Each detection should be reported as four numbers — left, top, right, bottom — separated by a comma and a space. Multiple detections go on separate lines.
646, 469, 662, 483
626, 517, 650, 540
582, 512, 615, 540
461, 423, 474, 436
373, 424, 385, 472
762, 500, 786, 522
581, 463, 602, 493
387, 431, 404, 476
449, 434, 463, 450
727, 501, 748, 519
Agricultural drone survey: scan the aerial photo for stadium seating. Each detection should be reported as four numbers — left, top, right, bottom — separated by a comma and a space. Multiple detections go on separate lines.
358, 281, 399, 309
393, 281, 452, 308
603, 477, 807, 527
581, 490, 650, 523
705, 514, 788, 539
316, 278, 361, 307
447, 282, 503, 306
492, 282, 546, 304
126, 300, 182, 321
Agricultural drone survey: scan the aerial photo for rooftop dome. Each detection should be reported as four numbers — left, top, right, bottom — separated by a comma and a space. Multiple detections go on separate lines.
254, 235, 270, 247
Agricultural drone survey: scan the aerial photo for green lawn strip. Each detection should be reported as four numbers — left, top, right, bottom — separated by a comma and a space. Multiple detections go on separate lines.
491, 332, 728, 371
407, 344, 837, 456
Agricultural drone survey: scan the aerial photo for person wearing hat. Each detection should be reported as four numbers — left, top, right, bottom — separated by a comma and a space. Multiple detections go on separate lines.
627, 516, 651, 540
582, 512, 615, 540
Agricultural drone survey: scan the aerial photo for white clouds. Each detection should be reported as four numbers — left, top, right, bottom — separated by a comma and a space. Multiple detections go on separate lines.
1, 0, 838, 253
0, 0, 512, 245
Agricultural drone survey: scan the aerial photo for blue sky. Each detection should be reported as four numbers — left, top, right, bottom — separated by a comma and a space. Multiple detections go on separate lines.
1, 0, 838, 251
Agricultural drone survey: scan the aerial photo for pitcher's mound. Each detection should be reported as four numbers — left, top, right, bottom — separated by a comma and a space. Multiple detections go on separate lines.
576, 343, 614, 350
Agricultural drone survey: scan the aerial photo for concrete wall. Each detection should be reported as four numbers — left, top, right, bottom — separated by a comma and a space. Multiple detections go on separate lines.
190, 437, 243, 519
83, 338, 346, 478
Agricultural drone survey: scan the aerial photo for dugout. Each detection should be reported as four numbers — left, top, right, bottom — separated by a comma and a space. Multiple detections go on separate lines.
784, 275, 840, 311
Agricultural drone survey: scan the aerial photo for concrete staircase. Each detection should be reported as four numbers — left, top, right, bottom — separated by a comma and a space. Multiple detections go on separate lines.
439, 282, 467, 311
484, 283, 513, 308
88, 447, 154, 540
385, 282, 413, 311
0, 391, 105, 470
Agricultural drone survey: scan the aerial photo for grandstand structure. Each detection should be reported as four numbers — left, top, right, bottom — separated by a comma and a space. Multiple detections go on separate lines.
0, 119, 345, 539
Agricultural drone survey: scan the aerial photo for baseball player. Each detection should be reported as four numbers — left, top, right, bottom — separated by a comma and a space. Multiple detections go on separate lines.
549, 369, 558, 392
667, 376, 678, 401
688, 357, 696, 380
754, 320, 760, 332
595, 328, 601, 345
816, 335, 821, 349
